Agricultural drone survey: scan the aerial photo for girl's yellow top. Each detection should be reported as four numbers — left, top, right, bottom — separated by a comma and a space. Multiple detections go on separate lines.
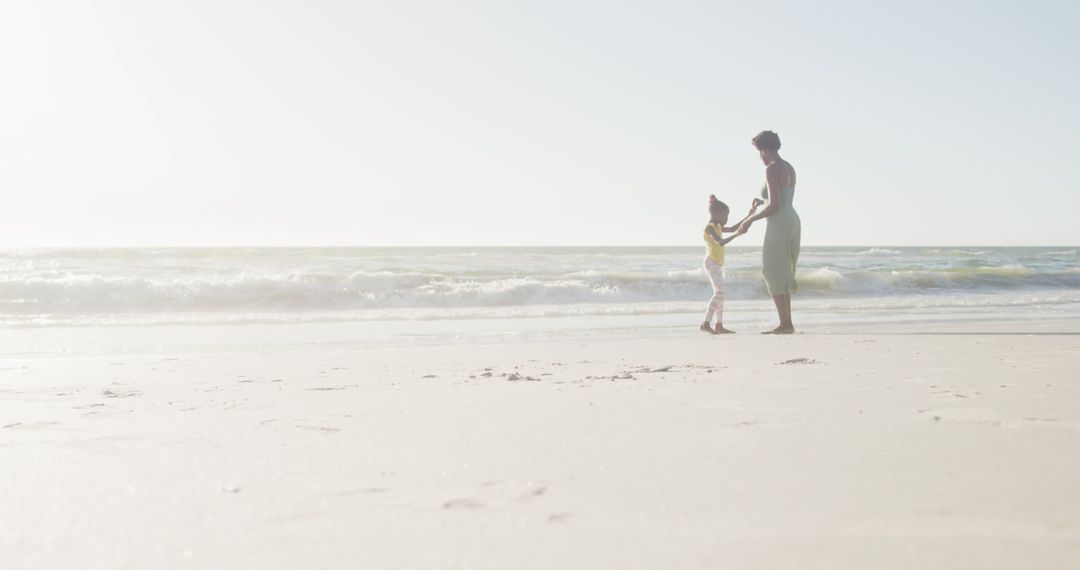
703, 223, 724, 265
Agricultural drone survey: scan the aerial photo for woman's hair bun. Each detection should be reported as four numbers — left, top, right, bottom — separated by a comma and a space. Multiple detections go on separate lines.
709, 194, 718, 203
751, 130, 781, 151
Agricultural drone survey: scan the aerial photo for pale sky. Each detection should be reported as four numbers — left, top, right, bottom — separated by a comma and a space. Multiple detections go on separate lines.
1, 1, 1077, 247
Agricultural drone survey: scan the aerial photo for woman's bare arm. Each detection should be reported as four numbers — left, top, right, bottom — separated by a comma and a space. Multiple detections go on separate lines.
748, 165, 784, 223
738, 166, 783, 232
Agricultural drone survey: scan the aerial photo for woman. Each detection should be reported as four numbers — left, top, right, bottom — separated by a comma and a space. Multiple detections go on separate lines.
739, 130, 801, 334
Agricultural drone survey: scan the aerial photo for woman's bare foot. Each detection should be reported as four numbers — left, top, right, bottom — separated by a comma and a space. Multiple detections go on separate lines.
713, 325, 736, 334
699, 322, 717, 334
761, 325, 795, 335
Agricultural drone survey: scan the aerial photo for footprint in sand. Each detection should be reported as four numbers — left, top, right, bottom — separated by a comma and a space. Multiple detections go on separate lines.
261, 418, 342, 433
3, 421, 63, 430
630, 365, 674, 373
324, 487, 387, 498
442, 498, 484, 510
103, 388, 140, 398
441, 483, 550, 511
472, 368, 543, 382
519, 485, 548, 501
305, 384, 359, 391
921, 408, 1002, 426
1011, 417, 1080, 432
294, 424, 341, 432
584, 373, 635, 381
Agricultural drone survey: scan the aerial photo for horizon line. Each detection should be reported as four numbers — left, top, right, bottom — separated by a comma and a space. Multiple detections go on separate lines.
0, 244, 1075, 249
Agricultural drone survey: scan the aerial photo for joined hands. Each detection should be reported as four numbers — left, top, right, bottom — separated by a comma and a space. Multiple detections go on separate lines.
739, 198, 764, 235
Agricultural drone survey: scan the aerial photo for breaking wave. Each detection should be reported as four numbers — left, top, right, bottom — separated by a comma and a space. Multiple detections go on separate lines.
2, 265, 1078, 317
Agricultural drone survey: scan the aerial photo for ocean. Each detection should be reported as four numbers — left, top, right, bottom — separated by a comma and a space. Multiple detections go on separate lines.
1, 247, 1077, 331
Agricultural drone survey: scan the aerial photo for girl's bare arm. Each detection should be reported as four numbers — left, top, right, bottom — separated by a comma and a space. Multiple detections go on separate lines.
706, 225, 747, 246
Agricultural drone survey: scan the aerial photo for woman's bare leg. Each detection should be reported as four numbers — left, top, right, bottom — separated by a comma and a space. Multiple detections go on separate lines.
780, 294, 794, 330
765, 294, 795, 334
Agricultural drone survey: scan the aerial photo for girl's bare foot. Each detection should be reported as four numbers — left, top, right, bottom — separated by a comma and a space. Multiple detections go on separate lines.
761, 325, 795, 335
714, 325, 736, 334
699, 322, 717, 334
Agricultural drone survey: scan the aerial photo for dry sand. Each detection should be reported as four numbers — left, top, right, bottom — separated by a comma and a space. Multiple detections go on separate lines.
2, 320, 1079, 569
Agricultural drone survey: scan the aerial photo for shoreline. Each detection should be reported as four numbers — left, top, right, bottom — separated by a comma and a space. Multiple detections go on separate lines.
2, 311, 1078, 359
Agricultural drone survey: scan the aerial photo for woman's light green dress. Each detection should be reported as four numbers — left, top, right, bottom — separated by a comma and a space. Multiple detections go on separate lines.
763, 186, 801, 295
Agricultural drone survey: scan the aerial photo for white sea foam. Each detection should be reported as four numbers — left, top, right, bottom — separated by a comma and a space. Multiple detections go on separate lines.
855, 248, 903, 256
0, 247, 1077, 326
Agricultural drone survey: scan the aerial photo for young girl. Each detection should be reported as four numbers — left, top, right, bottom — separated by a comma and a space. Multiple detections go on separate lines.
701, 195, 758, 334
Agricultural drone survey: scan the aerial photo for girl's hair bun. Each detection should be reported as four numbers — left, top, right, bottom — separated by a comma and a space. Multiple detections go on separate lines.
709, 194, 718, 204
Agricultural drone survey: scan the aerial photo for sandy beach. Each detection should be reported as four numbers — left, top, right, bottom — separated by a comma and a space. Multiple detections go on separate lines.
3, 319, 1078, 569
7, 0, 1080, 566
